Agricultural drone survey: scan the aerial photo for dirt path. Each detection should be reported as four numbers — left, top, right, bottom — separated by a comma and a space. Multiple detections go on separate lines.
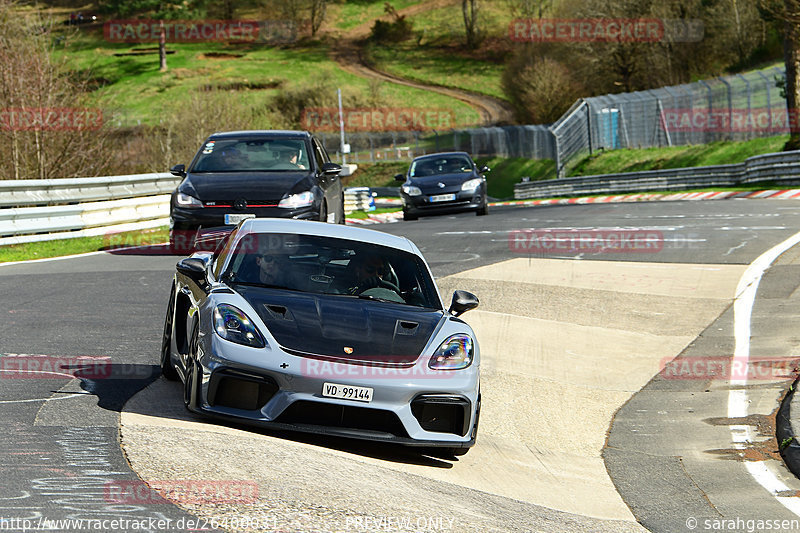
328, 0, 514, 126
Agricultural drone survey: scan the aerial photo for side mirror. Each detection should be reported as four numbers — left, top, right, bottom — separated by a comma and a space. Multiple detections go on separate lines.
176, 257, 207, 284
394, 173, 405, 182
321, 162, 342, 175
478, 165, 490, 174
449, 290, 479, 317
170, 164, 186, 177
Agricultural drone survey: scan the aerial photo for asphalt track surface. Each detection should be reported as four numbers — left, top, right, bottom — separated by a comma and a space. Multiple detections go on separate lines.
3, 199, 800, 532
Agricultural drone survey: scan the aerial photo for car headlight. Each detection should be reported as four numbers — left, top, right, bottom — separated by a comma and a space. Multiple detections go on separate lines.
461, 178, 482, 191
429, 334, 474, 370
213, 304, 265, 348
402, 185, 422, 196
176, 192, 203, 208
279, 190, 315, 208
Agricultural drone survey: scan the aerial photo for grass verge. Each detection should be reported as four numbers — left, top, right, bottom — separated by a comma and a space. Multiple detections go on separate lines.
571, 136, 790, 176
0, 227, 169, 263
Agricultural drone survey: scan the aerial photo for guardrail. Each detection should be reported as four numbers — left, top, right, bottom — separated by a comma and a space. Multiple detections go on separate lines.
0, 173, 180, 246
514, 150, 800, 199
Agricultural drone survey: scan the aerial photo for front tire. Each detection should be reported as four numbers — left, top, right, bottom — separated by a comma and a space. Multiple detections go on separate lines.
337, 196, 346, 224
319, 201, 328, 223
476, 199, 489, 216
403, 209, 417, 221
160, 287, 179, 381
183, 325, 200, 410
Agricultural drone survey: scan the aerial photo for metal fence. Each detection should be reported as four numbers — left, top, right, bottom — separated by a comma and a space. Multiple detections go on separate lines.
319, 65, 788, 181
551, 65, 788, 177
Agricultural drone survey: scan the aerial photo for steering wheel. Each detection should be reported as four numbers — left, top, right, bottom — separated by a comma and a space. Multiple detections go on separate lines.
374, 277, 401, 293
350, 276, 401, 295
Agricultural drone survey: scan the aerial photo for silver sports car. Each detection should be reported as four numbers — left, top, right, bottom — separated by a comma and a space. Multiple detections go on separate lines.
160, 218, 481, 455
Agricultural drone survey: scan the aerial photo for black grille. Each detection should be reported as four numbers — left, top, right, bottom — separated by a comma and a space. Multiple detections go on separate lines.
411, 395, 471, 436
275, 401, 409, 438
208, 369, 278, 410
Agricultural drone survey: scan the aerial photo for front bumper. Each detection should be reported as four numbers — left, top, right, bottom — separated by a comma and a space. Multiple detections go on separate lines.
170, 204, 319, 232
401, 188, 485, 216
188, 332, 480, 448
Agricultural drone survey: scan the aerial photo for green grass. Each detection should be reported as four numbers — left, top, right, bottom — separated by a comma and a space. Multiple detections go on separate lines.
329, 0, 421, 32
571, 135, 790, 176
0, 227, 169, 263
475, 157, 556, 198
346, 207, 401, 219
405, 2, 510, 43
58, 29, 481, 127
342, 162, 408, 188
358, 0, 512, 103
365, 42, 507, 102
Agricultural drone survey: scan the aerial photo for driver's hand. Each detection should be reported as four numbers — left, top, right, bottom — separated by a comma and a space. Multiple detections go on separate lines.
348, 275, 382, 294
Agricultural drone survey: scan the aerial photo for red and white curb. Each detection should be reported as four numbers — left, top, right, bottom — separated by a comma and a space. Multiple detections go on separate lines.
347, 212, 404, 225
494, 189, 800, 207
346, 189, 800, 225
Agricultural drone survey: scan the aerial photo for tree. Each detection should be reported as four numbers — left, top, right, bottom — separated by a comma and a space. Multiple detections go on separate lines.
0, 0, 112, 179
310, 0, 327, 37
759, 0, 800, 150
780, 0, 800, 150
99, 0, 209, 72
504, 0, 553, 19
462, 0, 482, 49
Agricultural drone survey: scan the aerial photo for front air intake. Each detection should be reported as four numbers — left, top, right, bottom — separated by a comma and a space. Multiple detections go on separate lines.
207, 369, 278, 410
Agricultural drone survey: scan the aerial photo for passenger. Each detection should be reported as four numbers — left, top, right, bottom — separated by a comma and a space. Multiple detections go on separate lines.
218, 147, 248, 170
256, 250, 291, 287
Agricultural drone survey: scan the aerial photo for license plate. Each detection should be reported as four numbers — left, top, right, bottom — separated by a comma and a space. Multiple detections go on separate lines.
322, 382, 373, 403
224, 213, 256, 225
429, 193, 456, 203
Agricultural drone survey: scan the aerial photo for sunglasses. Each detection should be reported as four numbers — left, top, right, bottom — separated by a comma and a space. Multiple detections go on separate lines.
258, 255, 277, 263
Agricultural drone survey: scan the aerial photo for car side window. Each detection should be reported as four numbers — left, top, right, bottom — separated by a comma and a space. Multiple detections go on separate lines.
312, 139, 327, 171
212, 229, 238, 280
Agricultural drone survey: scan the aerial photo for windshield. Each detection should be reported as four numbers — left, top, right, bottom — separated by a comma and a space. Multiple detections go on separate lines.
221, 233, 441, 309
191, 138, 310, 172
409, 156, 473, 177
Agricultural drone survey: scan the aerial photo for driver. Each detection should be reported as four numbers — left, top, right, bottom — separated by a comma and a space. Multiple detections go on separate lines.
347, 253, 391, 295
277, 147, 306, 169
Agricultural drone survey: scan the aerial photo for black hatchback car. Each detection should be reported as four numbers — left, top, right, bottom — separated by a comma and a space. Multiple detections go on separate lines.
169, 130, 344, 250
395, 152, 489, 221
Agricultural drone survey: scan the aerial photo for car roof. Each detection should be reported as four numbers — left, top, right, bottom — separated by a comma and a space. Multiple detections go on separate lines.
208, 130, 312, 140
412, 151, 471, 161
236, 219, 418, 254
